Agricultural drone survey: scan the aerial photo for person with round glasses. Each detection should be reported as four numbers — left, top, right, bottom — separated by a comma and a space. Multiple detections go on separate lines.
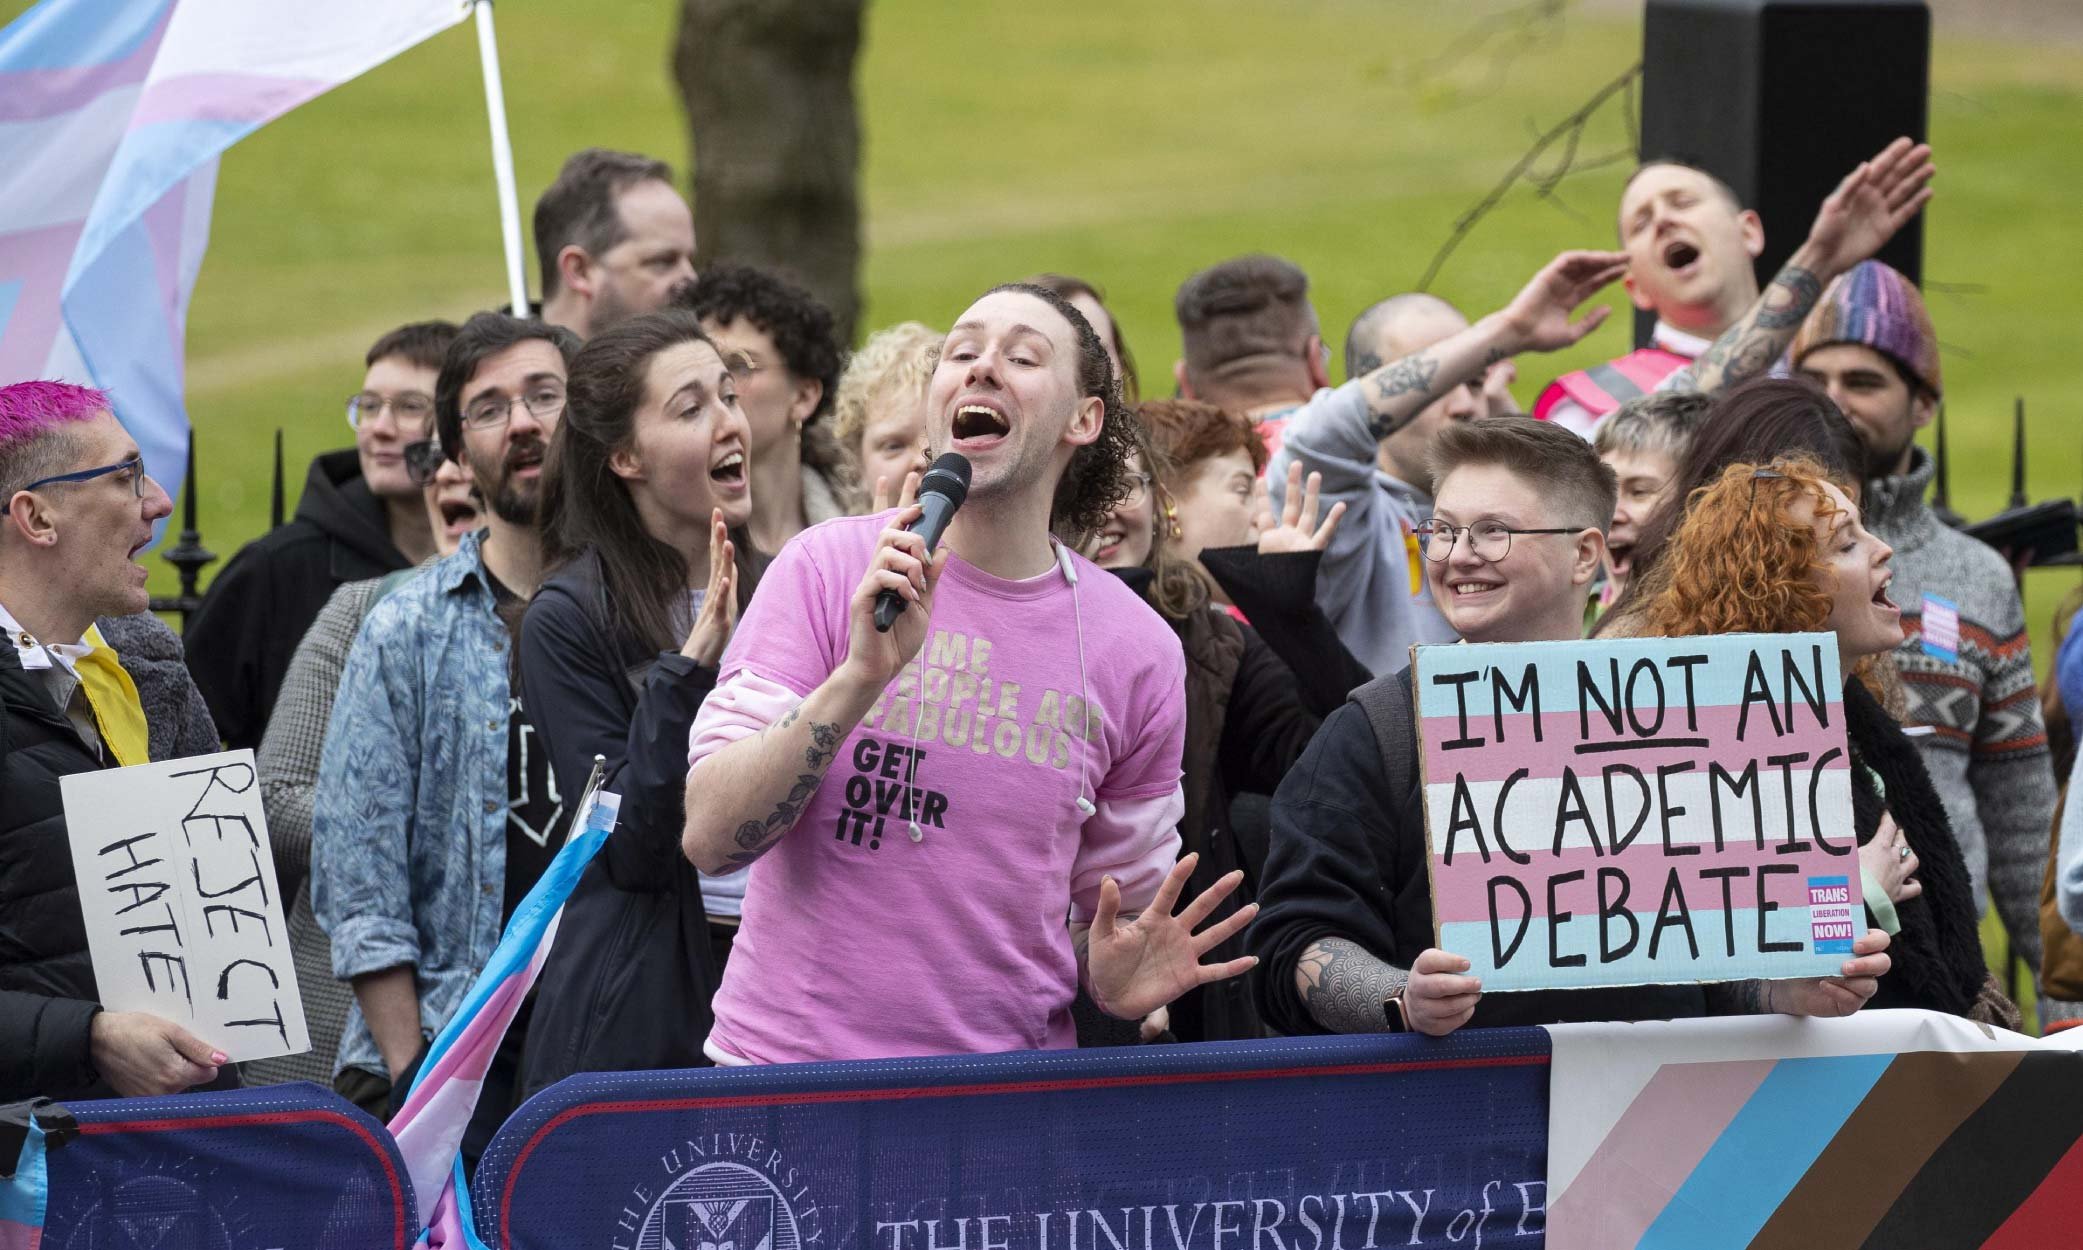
185, 320, 458, 751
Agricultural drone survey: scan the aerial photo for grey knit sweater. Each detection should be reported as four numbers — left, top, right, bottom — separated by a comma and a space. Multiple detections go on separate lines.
1867, 448, 2056, 975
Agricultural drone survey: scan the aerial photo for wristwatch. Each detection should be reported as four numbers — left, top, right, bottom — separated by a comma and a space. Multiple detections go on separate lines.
1383, 994, 1409, 1033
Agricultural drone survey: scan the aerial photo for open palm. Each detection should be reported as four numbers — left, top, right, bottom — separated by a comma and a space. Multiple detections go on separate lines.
1085, 854, 1257, 1022
1805, 137, 1935, 274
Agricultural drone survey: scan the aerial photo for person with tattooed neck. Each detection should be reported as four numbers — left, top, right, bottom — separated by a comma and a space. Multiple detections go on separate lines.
1248, 417, 1892, 1036
1534, 137, 1935, 437
682, 283, 1253, 1064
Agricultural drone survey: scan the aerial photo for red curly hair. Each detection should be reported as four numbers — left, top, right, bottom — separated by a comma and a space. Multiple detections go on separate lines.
1643, 455, 1846, 638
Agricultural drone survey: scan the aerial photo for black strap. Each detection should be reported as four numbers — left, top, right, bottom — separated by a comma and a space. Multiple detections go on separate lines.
1347, 667, 1418, 809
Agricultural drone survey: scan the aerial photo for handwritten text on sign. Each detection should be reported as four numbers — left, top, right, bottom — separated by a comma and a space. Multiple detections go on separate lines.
1413, 634, 1855, 993
61, 750, 309, 1062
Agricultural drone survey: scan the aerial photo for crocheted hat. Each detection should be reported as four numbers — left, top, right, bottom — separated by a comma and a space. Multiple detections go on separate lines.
1790, 260, 1942, 397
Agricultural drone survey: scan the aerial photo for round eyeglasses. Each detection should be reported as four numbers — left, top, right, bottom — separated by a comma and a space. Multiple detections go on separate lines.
1413, 519, 1579, 563
347, 392, 436, 431
461, 385, 566, 431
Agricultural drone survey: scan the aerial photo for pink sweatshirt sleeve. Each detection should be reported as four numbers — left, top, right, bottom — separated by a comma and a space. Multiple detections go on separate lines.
688, 669, 803, 771
1068, 788, 1186, 920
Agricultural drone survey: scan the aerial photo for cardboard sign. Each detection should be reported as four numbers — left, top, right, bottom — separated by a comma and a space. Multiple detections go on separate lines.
61, 749, 309, 1062
1413, 633, 1856, 993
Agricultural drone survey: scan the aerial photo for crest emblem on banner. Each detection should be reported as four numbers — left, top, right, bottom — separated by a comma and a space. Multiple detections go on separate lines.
643, 1163, 799, 1250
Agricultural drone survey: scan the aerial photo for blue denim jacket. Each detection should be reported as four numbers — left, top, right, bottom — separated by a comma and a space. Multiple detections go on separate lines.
311, 531, 512, 1079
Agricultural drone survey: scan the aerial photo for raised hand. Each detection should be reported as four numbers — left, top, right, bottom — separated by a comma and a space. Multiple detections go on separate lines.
681, 508, 739, 667
1768, 928, 1891, 1018
1256, 462, 1347, 555
1499, 250, 1630, 354
1085, 853, 1258, 1022
870, 468, 922, 515
1803, 137, 1935, 277
839, 505, 949, 691
1478, 357, 1521, 417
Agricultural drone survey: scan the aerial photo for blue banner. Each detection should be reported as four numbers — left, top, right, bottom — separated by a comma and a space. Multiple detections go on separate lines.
474, 1031, 1552, 1250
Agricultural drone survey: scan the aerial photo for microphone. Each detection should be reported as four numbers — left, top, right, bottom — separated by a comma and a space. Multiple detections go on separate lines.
874, 452, 971, 632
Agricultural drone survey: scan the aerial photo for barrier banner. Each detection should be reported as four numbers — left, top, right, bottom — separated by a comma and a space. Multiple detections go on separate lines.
1545, 1010, 2083, 1249
473, 1031, 1553, 1250
1412, 633, 1855, 993
34, 1082, 415, 1249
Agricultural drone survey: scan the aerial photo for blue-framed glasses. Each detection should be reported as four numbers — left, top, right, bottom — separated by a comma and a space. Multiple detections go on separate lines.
21, 455, 147, 499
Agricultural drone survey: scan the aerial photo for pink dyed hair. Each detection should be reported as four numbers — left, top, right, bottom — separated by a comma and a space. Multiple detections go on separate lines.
0, 381, 110, 446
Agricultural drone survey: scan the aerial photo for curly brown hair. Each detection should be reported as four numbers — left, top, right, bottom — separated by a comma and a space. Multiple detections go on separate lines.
980, 282, 1141, 539
1643, 455, 1843, 638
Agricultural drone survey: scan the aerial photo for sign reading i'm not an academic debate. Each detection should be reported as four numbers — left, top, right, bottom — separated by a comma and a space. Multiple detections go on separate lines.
1413, 633, 1858, 993
61, 749, 309, 1063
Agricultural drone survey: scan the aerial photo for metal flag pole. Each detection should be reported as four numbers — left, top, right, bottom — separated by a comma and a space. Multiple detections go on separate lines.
474, 0, 530, 316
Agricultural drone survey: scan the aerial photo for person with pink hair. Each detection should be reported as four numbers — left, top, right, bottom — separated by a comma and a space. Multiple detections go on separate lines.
0, 380, 233, 1102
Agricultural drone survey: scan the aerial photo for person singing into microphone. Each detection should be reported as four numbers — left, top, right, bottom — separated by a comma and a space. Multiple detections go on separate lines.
681, 283, 1254, 1063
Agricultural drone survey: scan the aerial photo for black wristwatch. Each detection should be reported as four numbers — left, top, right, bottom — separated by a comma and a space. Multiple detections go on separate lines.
1383, 994, 1409, 1033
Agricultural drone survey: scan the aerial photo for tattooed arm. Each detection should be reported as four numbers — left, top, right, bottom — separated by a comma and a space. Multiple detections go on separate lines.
681, 508, 950, 873
1671, 137, 1934, 398
1354, 250, 1628, 440
1295, 938, 1483, 1036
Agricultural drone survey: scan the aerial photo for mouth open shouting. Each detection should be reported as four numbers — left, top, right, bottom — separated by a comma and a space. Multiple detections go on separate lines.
951, 400, 1013, 452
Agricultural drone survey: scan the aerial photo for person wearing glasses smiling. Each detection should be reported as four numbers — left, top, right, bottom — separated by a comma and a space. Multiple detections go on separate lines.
1250, 416, 1893, 1038
184, 320, 457, 752
311, 313, 579, 1151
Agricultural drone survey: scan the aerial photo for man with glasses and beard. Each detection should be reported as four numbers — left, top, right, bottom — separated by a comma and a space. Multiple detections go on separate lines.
312, 314, 577, 1149
185, 320, 458, 750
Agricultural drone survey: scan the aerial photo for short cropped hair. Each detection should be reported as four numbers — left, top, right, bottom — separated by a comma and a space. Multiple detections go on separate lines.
365, 320, 461, 372
1174, 255, 1313, 379
677, 263, 842, 422
1430, 415, 1617, 533
533, 148, 674, 300
0, 381, 110, 499
435, 313, 583, 461
1136, 398, 1269, 482
834, 321, 939, 449
1593, 391, 1712, 463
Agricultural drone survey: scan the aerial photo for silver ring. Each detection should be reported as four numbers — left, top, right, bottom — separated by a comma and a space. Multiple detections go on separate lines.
1898, 844, 1911, 862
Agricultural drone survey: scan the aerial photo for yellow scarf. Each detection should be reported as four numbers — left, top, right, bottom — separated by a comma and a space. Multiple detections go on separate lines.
75, 625, 150, 767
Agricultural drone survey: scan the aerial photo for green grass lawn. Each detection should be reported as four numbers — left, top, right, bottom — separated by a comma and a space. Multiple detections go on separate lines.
8, 0, 2081, 1022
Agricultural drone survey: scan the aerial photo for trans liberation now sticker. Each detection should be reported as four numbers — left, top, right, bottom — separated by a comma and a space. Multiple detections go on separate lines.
1808, 875, 1856, 955
1921, 593, 1961, 664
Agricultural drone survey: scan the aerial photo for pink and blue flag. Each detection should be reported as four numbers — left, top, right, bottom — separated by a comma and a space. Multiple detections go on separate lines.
388, 790, 621, 1248
0, 0, 469, 510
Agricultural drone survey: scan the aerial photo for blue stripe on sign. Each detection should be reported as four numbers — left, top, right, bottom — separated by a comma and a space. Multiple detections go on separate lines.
1638, 1052, 1892, 1249
1440, 906, 1841, 993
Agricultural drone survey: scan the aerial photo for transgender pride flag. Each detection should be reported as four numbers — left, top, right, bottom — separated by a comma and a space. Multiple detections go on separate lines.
0, 0, 468, 505
389, 789, 620, 1249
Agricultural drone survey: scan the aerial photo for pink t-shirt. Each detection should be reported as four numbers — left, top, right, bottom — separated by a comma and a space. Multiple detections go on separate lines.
688, 512, 1188, 1064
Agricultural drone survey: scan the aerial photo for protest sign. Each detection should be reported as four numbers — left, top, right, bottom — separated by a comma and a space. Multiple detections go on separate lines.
1413, 633, 1857, 993
61, 749, 309, 1063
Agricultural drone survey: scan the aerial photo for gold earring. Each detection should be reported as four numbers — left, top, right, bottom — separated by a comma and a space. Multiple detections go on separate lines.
1165, 502, 1182, 540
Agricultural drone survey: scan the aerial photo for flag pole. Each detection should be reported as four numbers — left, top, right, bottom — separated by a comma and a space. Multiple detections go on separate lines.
473, 0, 529, 316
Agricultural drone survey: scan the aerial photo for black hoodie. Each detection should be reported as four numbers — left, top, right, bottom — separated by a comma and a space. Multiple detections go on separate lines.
184, 449, 411, 750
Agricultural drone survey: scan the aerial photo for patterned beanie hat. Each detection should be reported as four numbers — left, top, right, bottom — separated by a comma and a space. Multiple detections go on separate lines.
1790, 260, 1941, 398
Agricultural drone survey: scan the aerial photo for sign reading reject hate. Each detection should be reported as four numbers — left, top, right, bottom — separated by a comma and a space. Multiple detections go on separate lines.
1413, 633, 1858, 993
61, 749, 308, 1063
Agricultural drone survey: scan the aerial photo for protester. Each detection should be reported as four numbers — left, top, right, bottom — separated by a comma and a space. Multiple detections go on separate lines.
1263, 292, 1511, 673
535, 148, 697, 342
1643, 455, 2012, 1024
679, 264, 849, 554
1031, 273, 1139, 401
1787, 261, 2057, 1016
517, 310, 764, 1097
1596, 378, 1864, 638
312, 314, 579, 1149
681, 283, 1254, 1064
834, 321, 938, 509
1080, 400, 1360, 1040
1589, 390, 1710, 616
184, 321, 458, 750
1170, 254, 1331, 459
1534, 138, 1934, 435
242, 441, 480, 1091
1249, 417, 1891, 1035
0, 381, 236, 1102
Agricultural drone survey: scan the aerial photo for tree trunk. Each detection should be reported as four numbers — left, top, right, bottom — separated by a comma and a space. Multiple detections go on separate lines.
674, 0, 864, 342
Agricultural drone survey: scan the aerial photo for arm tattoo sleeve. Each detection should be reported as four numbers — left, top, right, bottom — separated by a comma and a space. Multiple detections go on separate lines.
1364, 352, 1444, 440
723, 719, 843, 868
1296, 936, 1411, 1033
1669, 264, 1823, 396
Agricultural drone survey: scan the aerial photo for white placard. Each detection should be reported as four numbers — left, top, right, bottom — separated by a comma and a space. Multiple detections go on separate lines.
61, 749, 309, 1063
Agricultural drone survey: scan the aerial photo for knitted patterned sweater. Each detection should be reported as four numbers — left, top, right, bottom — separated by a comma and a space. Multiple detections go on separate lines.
1867, 448, 2056, 975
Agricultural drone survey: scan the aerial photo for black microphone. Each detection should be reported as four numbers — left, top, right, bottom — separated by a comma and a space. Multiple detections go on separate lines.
874, 452, 971, 632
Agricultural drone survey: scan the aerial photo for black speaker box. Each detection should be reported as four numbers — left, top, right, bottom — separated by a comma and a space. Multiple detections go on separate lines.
1637, 0, 1930, 345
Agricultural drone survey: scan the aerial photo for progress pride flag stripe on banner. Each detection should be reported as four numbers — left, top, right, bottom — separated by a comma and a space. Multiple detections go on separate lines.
1415, 633, 1856, 994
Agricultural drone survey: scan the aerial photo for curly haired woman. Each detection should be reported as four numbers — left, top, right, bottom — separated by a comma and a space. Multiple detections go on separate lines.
1642, 455, 2015, 1025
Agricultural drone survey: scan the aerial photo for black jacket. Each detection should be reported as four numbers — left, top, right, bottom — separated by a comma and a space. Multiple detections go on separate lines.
513, 549, 739, 1099
185, 450, 410, 750
1249, 674, 1705, 1035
